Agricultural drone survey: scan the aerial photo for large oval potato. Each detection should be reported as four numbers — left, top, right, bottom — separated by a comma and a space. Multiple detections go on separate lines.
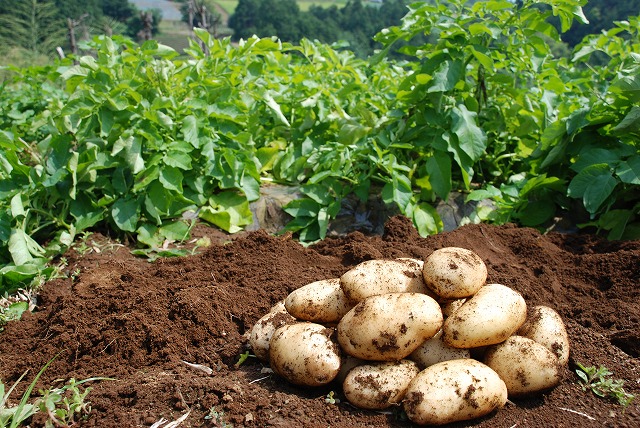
338, 293, 443, 361
517, 305, 570, 366
340, 259, 433, 303
409, 329, 471, 369
422, 247, 487, 299
484, 335, 562, 396
443, 283, 527, 348
284, 278, 354, 323
249, 301, 297, 361
343, 359, 420, 410
269, 322, 341, 386
403, 359, 508, 425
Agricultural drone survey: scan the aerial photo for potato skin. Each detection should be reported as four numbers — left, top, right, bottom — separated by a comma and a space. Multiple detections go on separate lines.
249, 302, 297, 361
284, 278, 354, 323
337, 293, 443, 361
422, 247, 487, 299
343, 359, 420, 410
484, 335, 562, 396
443, 283, 527, 348
403, 359, 507, 425
409, 329, 471, 369
269, 323, 341, 386
340, 259, 432, 303
517, 305, 570, 365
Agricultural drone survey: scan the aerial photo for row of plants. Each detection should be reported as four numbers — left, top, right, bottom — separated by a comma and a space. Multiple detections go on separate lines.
0, 0, 639, 298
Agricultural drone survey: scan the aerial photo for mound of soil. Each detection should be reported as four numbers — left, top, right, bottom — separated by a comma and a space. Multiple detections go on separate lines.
0, 217, 638, 427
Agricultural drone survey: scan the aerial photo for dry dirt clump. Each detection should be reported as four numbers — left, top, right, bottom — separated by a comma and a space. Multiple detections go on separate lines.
0, 216, 638, 427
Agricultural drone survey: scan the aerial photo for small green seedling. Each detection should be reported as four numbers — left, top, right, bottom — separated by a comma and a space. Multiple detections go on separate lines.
575, 362, 635, 408
234, 351, 254, 368
324, 391, 340, 404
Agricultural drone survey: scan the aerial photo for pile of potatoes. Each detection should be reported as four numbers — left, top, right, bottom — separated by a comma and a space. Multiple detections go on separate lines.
249, 247, 570, 425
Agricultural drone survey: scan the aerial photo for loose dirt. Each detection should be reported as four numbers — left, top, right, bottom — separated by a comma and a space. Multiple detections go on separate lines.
0, 217, 638, 427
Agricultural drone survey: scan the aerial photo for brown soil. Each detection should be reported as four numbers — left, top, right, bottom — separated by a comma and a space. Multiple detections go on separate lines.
0, 217, 638, 427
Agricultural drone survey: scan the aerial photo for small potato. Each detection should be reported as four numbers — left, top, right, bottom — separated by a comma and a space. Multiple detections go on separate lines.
284, 278, 354, 323
269, 323, 341, 386
343, 359, 420, 410
249, 302, 297, 361
484, 335, 562, 396
443, 284, 527, 348
423, 247, 487, 299
338, 293, 443, 361
403, 359, 507, 425
409, 329, 471, 369
517, 306, 570, 366
340, 259, 433, 303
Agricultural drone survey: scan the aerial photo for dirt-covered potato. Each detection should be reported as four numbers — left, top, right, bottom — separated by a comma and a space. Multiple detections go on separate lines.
403, 359, 508, 425
284, 278, 354, 323
484, 335, 563, 396
338, 293, 443, 361
343, 359, 420, 410
440, 298, 466, 318
443, 283, 527, 348
409, 329, 471, 369
422, 247, 487, 299
249, 301, 297, 361
269, 322, 341, 386
517, 305, 570, 365
340, 259, 433, 303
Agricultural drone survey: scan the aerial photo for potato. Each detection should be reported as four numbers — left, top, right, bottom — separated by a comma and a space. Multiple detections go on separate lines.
409, 329, 471, 369
517, 305, 570, 365
484, 335, 562, 396
340, 259, 433, 303
337, 293, 443, 361
343, 359, 420, 410
249, 302, 297, 361
423, 247, 487, 299
269, 322, 341, 386
284, 278, 354, 323
443, 283, 527, 348
403, 359, 508, 425
440, 298, 466, 318
335, 354, 365, 385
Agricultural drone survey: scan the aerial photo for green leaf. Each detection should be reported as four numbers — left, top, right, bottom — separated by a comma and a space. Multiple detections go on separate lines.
413, 203, 442, 237
425, 152, 452, 200
568, 164, 618, 214
381, 175, 413, 212
264, 93, 290, 127
8, 229, 44, 266
451, 105, 487, 161
428, 59, 464, 93
199, 192, 253, 233
159, 166, 184, 193
2, 301, 29, 322
112, 136, 144, 174
517, 200, 556, 227
182, 115, 199, 146
616, 156, 640, 184
613, 106, 640, 135
111, 197, 140, 232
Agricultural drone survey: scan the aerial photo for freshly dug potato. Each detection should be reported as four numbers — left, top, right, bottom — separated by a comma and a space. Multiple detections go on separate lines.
517, 305, 570, 365
338, 293, 443, 361
249, 302, 297, 361
284, 278, 354, 323
440, 298, 466, 318
422, 247, 487, 299
340, 259, 432, 303
403, 359, 508, 425
343, 359, 420, 410
269, 323, 341, 386
409, 329, 471, 369
443, 283, 527, 348
484, 335, 563, 396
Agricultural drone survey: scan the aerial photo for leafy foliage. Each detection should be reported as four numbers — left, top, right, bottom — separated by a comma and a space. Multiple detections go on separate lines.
0, 0, 639, 296
576, 362, 635, 408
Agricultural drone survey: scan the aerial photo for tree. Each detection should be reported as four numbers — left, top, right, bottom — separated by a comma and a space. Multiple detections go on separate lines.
0, 0, 67, 57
